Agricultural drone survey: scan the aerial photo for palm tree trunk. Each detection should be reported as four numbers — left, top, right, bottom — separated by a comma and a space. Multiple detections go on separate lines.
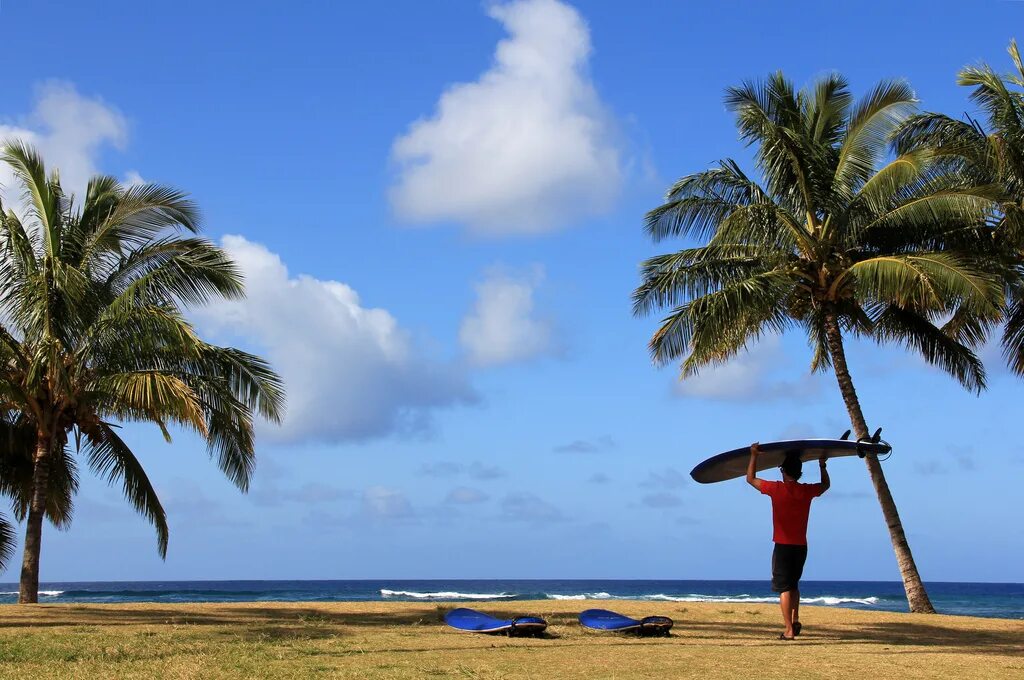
822, 311, 936, 614
18, 436, 51, 604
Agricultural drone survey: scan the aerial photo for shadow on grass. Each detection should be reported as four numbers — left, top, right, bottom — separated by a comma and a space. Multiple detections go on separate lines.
679, 619, 1022, 656
0, 605, 437, 633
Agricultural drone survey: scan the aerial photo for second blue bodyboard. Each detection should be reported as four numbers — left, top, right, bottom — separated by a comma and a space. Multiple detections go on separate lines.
579, 609, 673, 636
444, 608, 547, 636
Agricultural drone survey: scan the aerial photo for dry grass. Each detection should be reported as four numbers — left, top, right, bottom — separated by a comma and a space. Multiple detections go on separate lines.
0, 600, 1020, 679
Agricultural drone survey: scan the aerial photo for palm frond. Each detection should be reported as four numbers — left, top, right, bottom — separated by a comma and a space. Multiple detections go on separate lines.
80, 422, 169, 557
841, 253, 1002, 315
874, 305, 986, 392
833, 79, 917, 197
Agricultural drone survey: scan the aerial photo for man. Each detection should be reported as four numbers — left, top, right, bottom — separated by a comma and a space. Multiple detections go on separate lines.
746, 443, 829, 640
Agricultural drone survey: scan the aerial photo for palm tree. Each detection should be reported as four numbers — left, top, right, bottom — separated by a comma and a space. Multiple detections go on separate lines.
0, 141, 285, 603
633, 73, 1004, 613
0, 410, 76, 572
895, 39, 1024, 373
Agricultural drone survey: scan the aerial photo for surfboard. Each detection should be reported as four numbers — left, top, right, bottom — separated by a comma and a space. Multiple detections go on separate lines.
443, 608, 547, 636
690, 438, 892, 484
578, 608, 673, 636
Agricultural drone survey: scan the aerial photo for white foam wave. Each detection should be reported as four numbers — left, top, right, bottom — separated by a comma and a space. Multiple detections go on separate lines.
804, 596, 879, 606
638, 593, 879, 606
379, 589, 514, 600
547, 592, 613, 600
0, 590, 63, 597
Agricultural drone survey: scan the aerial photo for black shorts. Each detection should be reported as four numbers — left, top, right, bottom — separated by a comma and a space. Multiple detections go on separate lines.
771, 543, 808, 593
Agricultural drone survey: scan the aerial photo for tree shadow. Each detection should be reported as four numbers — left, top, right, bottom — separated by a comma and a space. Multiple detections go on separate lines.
676, 618, 1023, 656
0, 605, 438, 632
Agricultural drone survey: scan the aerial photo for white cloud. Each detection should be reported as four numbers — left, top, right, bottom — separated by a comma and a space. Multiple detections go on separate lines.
122, 170, 146, 187
193, 236, 476, 444
389, 0, 622, 235
0, 81, 127, 206
673, 336, 822, 402
362, 486, 414, 520
460, 266, 554, 366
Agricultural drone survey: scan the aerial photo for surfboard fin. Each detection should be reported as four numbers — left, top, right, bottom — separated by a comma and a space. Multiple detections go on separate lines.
871, 427, 882, 443
839, 430, 851, 441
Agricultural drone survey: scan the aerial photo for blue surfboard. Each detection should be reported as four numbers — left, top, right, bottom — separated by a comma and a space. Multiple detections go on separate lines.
444, 608, 547, 636
690, 438, 892, 484
579, 609, 673, 636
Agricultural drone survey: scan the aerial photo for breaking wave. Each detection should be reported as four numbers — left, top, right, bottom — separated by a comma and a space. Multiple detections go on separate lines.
547, 592, 612, 600
380, 589, 514, 600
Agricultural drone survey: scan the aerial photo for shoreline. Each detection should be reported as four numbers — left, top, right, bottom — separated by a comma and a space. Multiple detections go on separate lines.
0, 600, 1021, 678
3, 578, 1021, 620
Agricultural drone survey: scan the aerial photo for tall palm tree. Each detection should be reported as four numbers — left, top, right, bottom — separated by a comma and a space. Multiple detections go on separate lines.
0, 409, 79, 577
895, 39, 1024, 372
634, 73, 1004, 613
0, 141, 285, 603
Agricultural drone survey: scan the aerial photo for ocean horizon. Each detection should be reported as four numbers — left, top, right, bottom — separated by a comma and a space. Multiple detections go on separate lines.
2, 579, 1021, 620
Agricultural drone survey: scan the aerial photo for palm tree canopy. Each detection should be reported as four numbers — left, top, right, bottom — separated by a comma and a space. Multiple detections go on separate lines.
893, 40, 1024, 374
0, 141, 286, 558
634, 72, 1003, 392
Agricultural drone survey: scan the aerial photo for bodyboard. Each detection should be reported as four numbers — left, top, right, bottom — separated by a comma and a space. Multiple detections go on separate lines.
444, 608, 547, 636
578, 608, 673, 636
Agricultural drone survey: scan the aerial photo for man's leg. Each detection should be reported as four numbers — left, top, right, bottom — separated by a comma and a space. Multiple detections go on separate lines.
791, 587, 800, 631
779, 589, 795, 637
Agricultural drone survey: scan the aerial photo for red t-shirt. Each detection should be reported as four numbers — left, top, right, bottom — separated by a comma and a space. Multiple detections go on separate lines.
760, 480, 825, 545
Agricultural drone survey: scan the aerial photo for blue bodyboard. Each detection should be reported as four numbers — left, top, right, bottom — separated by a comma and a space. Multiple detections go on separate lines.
444, 608, 547, 636
690, 438, 892, 484
579, 609, 673, 636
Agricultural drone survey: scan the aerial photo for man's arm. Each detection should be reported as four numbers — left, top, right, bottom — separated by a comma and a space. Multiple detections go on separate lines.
818, 455, 830, 494
746, 443, 763, 490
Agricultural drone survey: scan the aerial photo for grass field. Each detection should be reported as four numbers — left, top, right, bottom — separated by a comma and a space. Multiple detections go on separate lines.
0, 600, 1021, 679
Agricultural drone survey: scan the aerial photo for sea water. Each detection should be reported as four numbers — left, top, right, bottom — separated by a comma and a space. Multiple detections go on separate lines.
1, 580, 1021, 619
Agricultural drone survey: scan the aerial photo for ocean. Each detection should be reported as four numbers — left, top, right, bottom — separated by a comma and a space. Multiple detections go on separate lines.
1, 580, 1021, 619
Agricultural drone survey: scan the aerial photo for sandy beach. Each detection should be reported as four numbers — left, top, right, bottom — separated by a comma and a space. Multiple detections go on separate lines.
0, 600, 1020, 679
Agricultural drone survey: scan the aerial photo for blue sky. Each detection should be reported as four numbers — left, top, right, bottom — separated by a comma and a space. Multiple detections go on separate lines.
1, 0, 1022, 584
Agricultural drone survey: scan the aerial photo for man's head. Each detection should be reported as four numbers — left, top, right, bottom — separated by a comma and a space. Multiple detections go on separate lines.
780, 451, 803, 481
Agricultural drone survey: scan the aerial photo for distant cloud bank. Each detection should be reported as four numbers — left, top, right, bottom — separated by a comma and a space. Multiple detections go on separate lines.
389, 0, 622, 235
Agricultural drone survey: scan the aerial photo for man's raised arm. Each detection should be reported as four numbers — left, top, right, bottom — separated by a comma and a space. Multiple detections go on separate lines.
746, 443, 763, 490
818, 455, 830, 494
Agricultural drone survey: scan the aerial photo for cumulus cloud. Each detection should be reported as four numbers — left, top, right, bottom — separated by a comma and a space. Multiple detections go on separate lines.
0, 81, 127, 208
460, 266, 555, 366
673, 336, 822, 402
389, 0, 622, 235
193, 236, 476, 444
